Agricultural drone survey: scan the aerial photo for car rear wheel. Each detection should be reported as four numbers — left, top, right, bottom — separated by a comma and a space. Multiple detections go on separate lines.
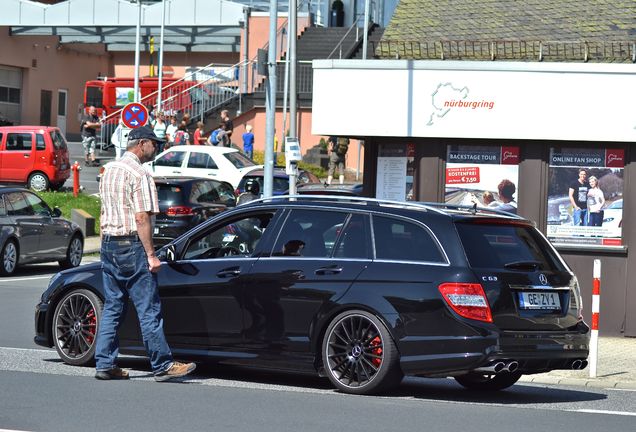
0, 240, 18, 276
28, 172, 50, 192
59, 235, 83, 269
53, 289, 102, 366
322, 310, 402, 395
454, 371, 523, 391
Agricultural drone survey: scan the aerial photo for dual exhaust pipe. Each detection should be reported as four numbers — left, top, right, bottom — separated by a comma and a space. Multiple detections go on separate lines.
570, 359, 588, 370
474, 360, 519, 374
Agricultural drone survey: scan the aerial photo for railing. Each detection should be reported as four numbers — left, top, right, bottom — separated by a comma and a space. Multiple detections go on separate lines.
251, 61, 313, 94
375, 40, 636, 62
326, 12, 372, 60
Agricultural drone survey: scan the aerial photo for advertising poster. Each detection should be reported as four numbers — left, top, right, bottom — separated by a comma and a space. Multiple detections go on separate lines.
115, 87, 134, 107
445, 145, 520, 214
376, 143, 415, 201
546, 147, 624, 247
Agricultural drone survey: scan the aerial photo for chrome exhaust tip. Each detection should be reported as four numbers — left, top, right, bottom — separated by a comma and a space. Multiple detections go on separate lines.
579, 360, 588, 370
505, 361, 519, 373
474, 361, 506, 374
571, 359, 582, 370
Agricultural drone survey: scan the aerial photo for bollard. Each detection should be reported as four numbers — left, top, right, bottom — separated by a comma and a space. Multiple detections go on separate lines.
589, 259, 601, 378
71, 161, 81, 198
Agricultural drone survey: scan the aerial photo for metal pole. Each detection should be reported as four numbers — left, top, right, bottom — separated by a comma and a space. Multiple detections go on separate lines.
590, 259, 601, 378
242, 7, 250, 95
362, 0, 370, 60
263, 0, 278, 198
157, 0, 166, 112
134, 0, 142, 102
288, 0, 298, 195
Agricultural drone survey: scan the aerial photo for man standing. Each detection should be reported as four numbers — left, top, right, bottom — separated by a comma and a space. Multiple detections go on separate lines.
221, 109, 234, 145
325, 136, 349, 186
95, 125, 196, 382
569, 169, 589, 226
80, 106, 101, 166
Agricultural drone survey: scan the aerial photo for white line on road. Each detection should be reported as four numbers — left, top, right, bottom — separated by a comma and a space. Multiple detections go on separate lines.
570, 409, 636, 416
0, 429, 34, 432
0, 275, 53, 283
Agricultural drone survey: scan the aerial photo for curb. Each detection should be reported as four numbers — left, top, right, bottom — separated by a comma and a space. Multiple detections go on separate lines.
520, 375, 636, 390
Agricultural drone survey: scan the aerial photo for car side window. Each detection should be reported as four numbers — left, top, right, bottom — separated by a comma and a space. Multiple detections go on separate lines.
154, 150, 185, 167
372, 215, 445, 263
6, 133, 32, 151
6, 192, 34, 216
0, 195, 7, 217
183, 212, 275, 260
272, 209, 348, 258
333, 213, 371, 259
24, 192, 51, 216
36, 134, 46, 151
187, 152, 218, 169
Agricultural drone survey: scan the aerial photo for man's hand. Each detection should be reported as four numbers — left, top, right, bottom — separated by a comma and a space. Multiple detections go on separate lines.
147, 254, 161, 273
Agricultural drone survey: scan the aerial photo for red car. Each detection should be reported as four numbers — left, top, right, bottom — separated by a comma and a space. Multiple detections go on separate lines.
0, 126, 71, 191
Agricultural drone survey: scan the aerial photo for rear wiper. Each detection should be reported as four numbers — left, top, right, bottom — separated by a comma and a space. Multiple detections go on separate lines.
504, 260, 541, 271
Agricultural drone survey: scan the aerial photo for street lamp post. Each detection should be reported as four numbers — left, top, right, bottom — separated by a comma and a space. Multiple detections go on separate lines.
133, 0, 142, 102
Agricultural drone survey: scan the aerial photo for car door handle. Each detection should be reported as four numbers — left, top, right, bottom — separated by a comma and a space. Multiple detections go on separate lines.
23, 153, 30, 158
315, 265, 343, 275
172, 170, 181, 174
217, 268, 241, 278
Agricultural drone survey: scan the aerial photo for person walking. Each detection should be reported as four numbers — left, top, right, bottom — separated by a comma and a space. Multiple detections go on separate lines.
325, 136, 349, 186
165, 115, 178, 149
193, 121, 207, 145
80, 106, 101, 166
242, 124, 254, 159
152, 112, 167, 153
95, 125, 196, 382
221, 109, 234, 144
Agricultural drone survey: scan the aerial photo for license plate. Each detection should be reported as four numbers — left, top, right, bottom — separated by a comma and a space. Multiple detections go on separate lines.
518, 292, 561, 310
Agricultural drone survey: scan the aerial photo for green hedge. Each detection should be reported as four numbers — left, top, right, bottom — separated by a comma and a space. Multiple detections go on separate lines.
251, 150, 327, 178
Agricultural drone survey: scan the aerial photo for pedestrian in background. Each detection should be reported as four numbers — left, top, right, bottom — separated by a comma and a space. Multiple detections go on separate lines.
80, 105, 101, 166
242, 124, 254, 159
221, 109, 233, 144
152, 112, 167, 153
95, 125, 196, 382
165, 115, 178, 149
325, 136, 349, 186
193, 121, 206, 145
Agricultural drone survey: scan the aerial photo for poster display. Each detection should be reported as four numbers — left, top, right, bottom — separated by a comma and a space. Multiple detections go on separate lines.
115, 87, 134, 107
546, 148, 624, 247
445, 145, 520, 214
376, 143, 415, 201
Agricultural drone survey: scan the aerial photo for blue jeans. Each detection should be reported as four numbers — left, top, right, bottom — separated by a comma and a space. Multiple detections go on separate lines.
95, 236, 173, 374
573, 208, 587, 226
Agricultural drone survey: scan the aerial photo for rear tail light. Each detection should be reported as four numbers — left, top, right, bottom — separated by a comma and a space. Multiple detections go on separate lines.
166, 206, 193, 216
570, 276, 584, 321
438, 282, 493, 323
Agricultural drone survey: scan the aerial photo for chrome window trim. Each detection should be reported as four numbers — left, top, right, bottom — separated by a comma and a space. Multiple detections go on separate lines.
508, 285, 571, 291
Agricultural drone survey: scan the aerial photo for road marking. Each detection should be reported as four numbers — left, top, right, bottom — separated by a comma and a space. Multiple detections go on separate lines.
0, 429, 34, 432
570, 409, 636, 416
0, 275, 53, 283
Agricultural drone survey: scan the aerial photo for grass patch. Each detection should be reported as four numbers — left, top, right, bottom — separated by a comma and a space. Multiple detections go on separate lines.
39, 191, 102, 234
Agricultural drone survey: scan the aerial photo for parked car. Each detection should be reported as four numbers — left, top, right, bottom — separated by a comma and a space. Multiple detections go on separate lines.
0, 126, 71, 191
602, 198, 622, 228
295, 182, 364, 197
236, 168, 321, 196
35, 196, 588, 395
153, 176, 236, 247
0, 187, 83, 275
143, 145, 262, 188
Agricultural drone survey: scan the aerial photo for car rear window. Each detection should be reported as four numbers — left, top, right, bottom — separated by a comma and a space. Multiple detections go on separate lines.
372, 215, 446, 263
225, 151, 256, 169
190, 180, 236, 207
49, 130, 68, 150
455, 222, 567, 272
156, 184, 184, 205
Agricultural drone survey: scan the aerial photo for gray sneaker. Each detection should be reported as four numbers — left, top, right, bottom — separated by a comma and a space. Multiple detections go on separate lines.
154, 361, 196, 382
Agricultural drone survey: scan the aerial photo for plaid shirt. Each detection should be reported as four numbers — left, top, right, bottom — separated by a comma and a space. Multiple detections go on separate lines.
99, 152, 159, 236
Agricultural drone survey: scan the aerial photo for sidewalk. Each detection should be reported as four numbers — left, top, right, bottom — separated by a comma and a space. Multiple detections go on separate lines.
80, 235, 636, 389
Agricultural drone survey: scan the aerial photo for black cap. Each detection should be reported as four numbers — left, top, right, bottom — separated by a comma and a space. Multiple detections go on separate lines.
128, 125, 165, 143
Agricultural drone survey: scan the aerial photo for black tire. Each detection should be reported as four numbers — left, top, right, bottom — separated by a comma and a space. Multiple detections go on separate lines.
0, 239, 19, 276
53, 289, 102, 366
59, 235, 83, 269
454, 371, 523, 391
322, 310, 403, 395
50, 182, 65, 191
28, 172, 50, 192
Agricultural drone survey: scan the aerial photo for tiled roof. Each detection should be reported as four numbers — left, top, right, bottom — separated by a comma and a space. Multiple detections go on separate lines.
379, 0, 636, 61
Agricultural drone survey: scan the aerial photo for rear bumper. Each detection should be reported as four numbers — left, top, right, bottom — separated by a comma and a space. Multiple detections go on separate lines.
399, 321, 590, 377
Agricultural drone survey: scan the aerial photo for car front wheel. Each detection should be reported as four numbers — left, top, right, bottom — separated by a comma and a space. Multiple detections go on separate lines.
59, 235, 83, 269
322, 310, 402, 395
0, 240, 18, 276
454, 371, 523, 391
53, 289, 102, 366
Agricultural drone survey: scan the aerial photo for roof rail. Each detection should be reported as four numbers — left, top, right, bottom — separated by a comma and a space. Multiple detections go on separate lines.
242, 195, 525, 219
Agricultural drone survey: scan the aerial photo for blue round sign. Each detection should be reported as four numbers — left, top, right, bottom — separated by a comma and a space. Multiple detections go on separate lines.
121, 102, 148, 129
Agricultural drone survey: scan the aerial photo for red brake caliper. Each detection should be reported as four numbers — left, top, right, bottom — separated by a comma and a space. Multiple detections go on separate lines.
370, 336, 382, 367
85, 309, 97, 344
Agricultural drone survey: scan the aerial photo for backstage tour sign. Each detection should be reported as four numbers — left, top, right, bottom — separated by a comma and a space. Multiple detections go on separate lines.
121, 102, 148, 129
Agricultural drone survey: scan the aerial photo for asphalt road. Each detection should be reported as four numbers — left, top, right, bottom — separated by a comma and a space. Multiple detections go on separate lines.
1, 264, 635, 432
68, 140, 114, 195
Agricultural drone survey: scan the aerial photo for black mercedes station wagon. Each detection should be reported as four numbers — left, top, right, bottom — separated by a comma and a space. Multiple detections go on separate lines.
35, 196, 589, 395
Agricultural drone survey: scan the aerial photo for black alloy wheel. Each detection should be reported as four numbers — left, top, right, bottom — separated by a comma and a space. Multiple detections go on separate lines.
53, 289, 102, 366
59, 235, 83, 269
454, 371, 523, 391
322, 310, 402, 395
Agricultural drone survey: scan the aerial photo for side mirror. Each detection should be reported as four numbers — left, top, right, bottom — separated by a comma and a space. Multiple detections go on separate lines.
166, 244, 176, 262
52, 207, 62, 218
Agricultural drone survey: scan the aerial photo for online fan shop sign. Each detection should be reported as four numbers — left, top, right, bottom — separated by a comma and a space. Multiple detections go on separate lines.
546, 147, 624, 248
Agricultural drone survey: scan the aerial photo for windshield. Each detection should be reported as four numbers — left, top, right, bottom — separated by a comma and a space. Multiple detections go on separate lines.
225, 151, 256, 169
455, 222, 567, 272
85, 85, 103, 108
